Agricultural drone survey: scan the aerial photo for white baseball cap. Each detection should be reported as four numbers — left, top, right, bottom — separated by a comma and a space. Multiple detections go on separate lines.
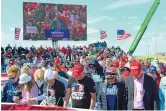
44, 69, 55, 81
19, 73, 32, 84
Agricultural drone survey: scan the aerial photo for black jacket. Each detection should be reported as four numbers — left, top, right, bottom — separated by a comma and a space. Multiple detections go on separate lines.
89, 58, 104, 77
124, 74, 159, 110
114, 81, 126, 110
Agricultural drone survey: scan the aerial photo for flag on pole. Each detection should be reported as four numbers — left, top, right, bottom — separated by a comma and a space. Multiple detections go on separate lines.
100, 30, 107, 40
15, 28, 21, 40
117, 30, 131, 40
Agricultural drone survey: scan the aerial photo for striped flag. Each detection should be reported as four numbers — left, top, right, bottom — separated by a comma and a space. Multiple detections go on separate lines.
117, 30, 131, 40
100, 30, 107, 40
15, 28, 21, 40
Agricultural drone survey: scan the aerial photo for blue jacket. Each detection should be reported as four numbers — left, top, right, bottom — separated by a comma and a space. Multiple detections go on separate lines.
58, 71, 69, 79
159, 76, 166, 110
1, 79, 21, 103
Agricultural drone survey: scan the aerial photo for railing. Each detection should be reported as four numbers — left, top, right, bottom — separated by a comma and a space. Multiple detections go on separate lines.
1, 103, 74, 110
1, 103, 90, 110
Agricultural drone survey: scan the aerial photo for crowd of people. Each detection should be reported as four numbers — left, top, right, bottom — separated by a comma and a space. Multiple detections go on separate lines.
23, 2, 87, 40
1, 43, 166, 110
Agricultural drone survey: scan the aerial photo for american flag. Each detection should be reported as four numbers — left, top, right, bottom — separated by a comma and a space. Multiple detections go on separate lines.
15, 28, 21, 40
100, 30, 107, 40
117, 30, 131, 40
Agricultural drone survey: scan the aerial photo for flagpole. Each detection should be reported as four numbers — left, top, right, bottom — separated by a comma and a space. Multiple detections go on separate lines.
14, 30, 15, 47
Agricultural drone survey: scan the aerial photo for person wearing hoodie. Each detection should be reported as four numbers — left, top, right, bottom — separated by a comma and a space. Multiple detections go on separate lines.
1, 66, 22, 103
95, 67, 126, 110
89, 58, 104, 94
149, 65, 161, 88
159, 76, 166, 110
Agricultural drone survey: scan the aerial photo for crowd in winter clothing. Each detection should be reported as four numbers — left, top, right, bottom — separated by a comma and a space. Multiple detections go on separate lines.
1, 43, 166, 110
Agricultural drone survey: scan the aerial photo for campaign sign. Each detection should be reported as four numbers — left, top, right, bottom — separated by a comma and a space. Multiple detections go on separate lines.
45, 29, 70, 39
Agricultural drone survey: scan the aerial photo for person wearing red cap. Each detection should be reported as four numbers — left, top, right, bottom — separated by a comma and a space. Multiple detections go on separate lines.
54, 58, 67, 73
124, 61, 159, 110
64, 65, 96, 109
95, 67, 126, 110
6, 60, 15, 73
122, 67, 130, 80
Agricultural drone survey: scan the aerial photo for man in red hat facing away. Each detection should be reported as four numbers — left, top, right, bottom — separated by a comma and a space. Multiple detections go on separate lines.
64, 65, 96, 109
124, 61, 159, 110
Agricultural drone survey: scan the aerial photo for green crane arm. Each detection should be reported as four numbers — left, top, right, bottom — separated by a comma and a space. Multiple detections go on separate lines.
127, 0, 160, 54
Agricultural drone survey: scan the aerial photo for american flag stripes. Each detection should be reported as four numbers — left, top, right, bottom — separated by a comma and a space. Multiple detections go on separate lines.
117, 30, 131, 40
15, 28, 21, 40
100, 30, 107, 40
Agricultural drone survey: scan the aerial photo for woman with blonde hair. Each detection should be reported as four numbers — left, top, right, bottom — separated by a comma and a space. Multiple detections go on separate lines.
21, 63, 31, 75
33, 69, 47, 104
95, 67, 126, 110
1, 65, 22, 103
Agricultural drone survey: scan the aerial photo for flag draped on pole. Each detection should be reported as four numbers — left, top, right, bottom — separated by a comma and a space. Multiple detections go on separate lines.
117, 30, 131, 40
100, 30, 107, 40
14, 28, 21, 40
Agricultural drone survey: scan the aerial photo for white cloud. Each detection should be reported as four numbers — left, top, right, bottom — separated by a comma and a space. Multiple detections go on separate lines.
151, 36, 164, 41
147, 32, 155, 35
87, 28, 99, 34
151, 32, 166, 41
10, 28, 15, 31
133, 26, 140, 30
127, 22, 133, 25
88, 16, 114, 24
102, 0, 152, 10
128, 16, 138, 20
122, 16, 125, 19
122, 16, 138, 20
164, 17, 166, 20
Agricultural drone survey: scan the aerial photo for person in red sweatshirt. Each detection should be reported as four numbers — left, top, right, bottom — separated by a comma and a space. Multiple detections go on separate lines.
66, 46, 72, 62
61, 47, 66, 55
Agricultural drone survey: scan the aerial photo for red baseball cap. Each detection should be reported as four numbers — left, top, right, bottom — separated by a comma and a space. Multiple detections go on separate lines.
9, 60, 14, 65
130, 61, 141, 76
72, 65, 83, 77
123, 70, 130, 76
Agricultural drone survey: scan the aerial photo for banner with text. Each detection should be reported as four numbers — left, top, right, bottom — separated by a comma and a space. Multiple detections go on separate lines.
44, 29, 70, 40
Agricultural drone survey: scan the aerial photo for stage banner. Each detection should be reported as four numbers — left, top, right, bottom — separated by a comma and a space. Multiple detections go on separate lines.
44, 29, 70, 39
1, 104, 74, 110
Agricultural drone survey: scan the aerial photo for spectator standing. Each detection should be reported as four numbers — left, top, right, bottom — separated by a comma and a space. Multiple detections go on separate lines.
64, 65, 96, 109
125, 61, 159, 110
159, 76, 166, 110
44, 69, 65, 106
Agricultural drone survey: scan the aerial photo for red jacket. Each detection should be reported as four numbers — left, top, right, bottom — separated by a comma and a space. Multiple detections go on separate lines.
66, 48, 71, 54
61, 47, 66, 54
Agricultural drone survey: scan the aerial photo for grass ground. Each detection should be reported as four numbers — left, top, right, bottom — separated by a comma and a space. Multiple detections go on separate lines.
136, 55, 166, 63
